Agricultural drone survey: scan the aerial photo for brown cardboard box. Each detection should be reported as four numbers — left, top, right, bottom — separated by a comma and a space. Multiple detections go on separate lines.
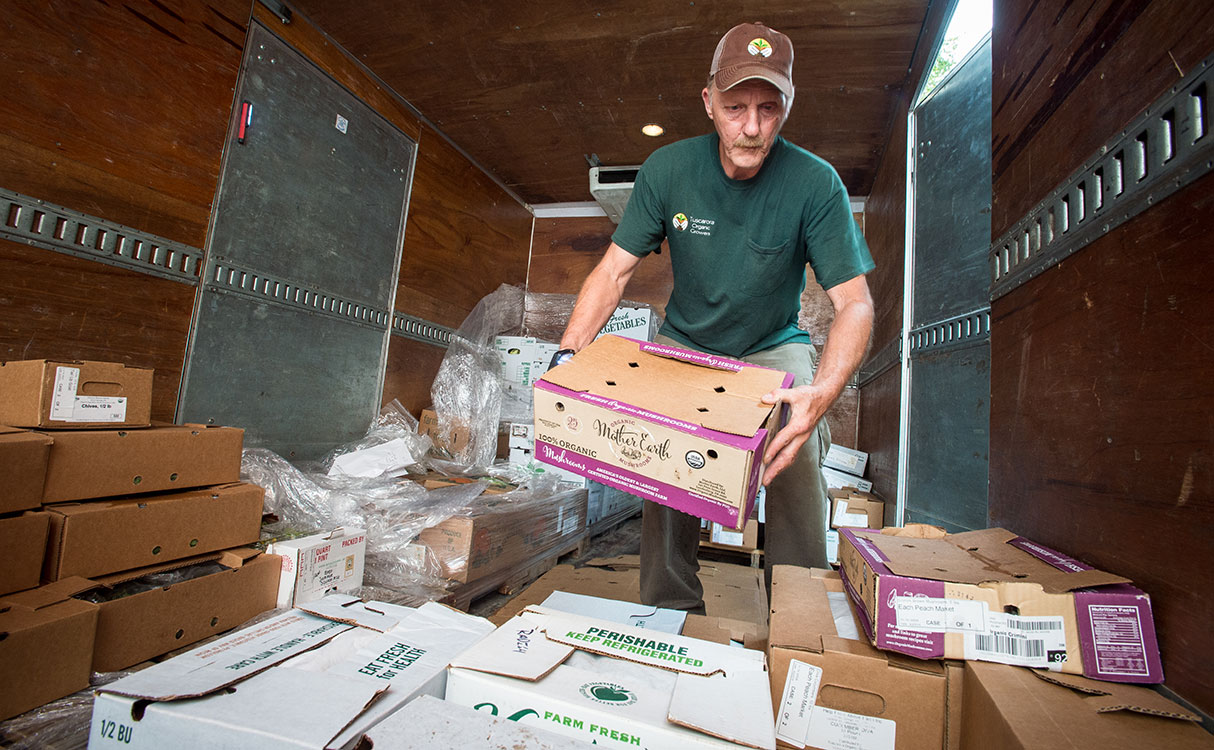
960, 660, 1214, 749
828, 488, 884, 530
838, 525, 1164, 683
0, 578, 99, 721
419, 408, 471, 455
0, 359, 152, 429
0, 512, 51, 596
0, 426, 53, 513
40, 423, 244, 502
40, 482, 265, 581
86, 547, 280, 672
534, 335, 792, 531
417, 488, 586, 584
701, 517, 761, 552
768, 565, 960, 750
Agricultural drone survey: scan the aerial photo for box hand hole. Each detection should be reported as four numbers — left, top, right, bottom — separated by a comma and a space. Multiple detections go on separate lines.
697, 407, 709, 413
707, 450, 718, 459
628, 362, 639, 368
714, 386, 726, 393
605, 380, 617, 386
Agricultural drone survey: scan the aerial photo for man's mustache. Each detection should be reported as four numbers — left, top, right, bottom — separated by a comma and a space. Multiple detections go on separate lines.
733, 135, 765, 149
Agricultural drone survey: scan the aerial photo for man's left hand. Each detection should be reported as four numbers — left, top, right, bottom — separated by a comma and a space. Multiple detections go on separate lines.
760, 383, 832, 485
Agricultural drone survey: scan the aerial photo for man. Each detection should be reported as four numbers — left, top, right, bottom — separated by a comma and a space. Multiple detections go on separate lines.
556, 22, 875, 612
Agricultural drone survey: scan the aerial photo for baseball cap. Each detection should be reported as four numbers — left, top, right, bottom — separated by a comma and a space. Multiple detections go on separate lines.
709, 22, 794, 100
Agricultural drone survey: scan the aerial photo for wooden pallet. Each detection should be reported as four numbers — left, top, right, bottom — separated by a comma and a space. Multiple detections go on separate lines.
697, 542, 764, 569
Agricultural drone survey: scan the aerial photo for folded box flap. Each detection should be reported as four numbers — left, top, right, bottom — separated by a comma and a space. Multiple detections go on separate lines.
1033, 671, 1200, 721
449, 609, 576, 682
295, 594, 408, 633
100, 610, 352, 700
668, 670, 776, 750
540, 335, 786, 438
1, 576, 98, 609
769, 567, 832, 652
532, 605, 767, 678
859, 528, 1130, 593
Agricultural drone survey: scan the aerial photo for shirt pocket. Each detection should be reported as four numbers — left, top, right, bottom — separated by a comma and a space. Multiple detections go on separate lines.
740, 238, 792, 297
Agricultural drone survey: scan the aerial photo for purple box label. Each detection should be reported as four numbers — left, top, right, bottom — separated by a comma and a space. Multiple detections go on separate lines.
873, 576, 946, 658
639, 342, 747, 372
1074, 590, 1163, 683
1008, 537, 1094, 572
535, 440, 742, 528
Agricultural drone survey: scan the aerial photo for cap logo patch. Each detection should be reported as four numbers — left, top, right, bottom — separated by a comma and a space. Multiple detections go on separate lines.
672, 213, 689, 231
747, 38, 773, 57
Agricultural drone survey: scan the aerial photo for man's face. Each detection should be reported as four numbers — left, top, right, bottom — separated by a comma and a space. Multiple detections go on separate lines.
702, 79, 787, 180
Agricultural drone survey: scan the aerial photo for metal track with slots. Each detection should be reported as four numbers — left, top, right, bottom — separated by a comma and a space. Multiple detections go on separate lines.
991, 55, 1214, 299
391, 312, 454, 346
205, 260, 391, 330
0, 188, 204, 284
908, 307, 991, 355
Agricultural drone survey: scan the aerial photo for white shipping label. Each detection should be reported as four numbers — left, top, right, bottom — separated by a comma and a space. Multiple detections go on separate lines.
67, 395, 128, 422
49, 366, 81, 420
832, 503, 870, 528
776, 659, 823, 748
893, 596, 987, 633
711, 522, 745, 547
806, 706, 897, 750
964, 612, 1067, 668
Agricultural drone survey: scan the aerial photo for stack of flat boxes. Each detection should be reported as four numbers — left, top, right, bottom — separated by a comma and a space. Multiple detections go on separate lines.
0, 359, 277, 723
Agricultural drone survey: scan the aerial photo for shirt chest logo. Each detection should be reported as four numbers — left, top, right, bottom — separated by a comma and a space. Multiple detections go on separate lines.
671, 212, 716, 236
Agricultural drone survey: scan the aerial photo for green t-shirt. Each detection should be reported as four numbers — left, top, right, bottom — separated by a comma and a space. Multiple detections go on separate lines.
612, 133, 874, 358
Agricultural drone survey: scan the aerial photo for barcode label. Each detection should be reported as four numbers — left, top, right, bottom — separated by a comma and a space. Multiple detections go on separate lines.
965, 612, 1067, 668
973, 634, 1046, 658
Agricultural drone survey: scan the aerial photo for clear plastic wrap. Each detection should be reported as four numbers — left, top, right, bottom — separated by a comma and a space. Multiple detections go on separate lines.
415, 478, 589, 585
428, 283, 529, 467
313, 399, 431, 479
75, 561, 229, 604
522, 290, 662, 345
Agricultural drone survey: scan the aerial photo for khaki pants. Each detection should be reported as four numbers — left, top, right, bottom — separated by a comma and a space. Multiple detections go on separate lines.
639, 334, 832, 613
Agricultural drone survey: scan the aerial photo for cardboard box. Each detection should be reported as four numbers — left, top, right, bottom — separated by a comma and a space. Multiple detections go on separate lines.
768, 565, 959, 750
534, 335, 792, 531
85, 547, 280, 672
0, 359, 152, 429
595, 306, 655, 342
823, 444, 868, 477
89, 596, 494, 750
0, 426, 53, 513
960, 660, 1213, 749
418, 408, 471, 455
508, 421, 590, 489
703, 518, 760, 552
447, 604, 776, 749
41, 482, 265, 581
0, 578, 99, 721
363, 694, 600, 749
417, 487, 586, 584
822, 466, 872, 493
838, 526, 1164, 683
0, 512, 50, 596
39, 423, 243, 503
268, 527, 366, 608
828, 488, 884, 530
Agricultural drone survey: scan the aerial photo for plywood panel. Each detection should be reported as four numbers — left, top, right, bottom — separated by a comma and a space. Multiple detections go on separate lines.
858, 364, 901, 509
382, 336, 449, 416
990, 173, 1214, 714
0, 239, 195, 423
991, 0, 1214, 237
528, 216, 673, 311
292, 0, 932, 204
397, 129, 533, 329
0, 0, 249, 247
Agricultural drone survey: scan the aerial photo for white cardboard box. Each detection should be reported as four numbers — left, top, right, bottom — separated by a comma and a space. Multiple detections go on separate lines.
822, 466, 873, 493
89, 596, 494, 750
594, 307, 655, 343
267, 527, 367, 608
823, 444, 868, 477
540, 590, 687, 634
446, 605, 775, 750
364, 694, 599, 749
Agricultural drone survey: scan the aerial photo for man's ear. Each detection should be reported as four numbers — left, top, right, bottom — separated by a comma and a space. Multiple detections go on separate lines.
702, 87, 714, 120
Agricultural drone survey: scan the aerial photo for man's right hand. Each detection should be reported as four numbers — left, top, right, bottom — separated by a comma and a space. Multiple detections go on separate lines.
548, 348, 576, 371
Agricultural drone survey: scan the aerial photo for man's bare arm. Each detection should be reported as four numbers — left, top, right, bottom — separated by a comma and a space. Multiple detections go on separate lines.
559, 243, 645, 351
760, 274, 874, 484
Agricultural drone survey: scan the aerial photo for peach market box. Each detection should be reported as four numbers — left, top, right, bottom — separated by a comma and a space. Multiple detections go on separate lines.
533, 335, 791, 531
837, 526, 1163, 684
